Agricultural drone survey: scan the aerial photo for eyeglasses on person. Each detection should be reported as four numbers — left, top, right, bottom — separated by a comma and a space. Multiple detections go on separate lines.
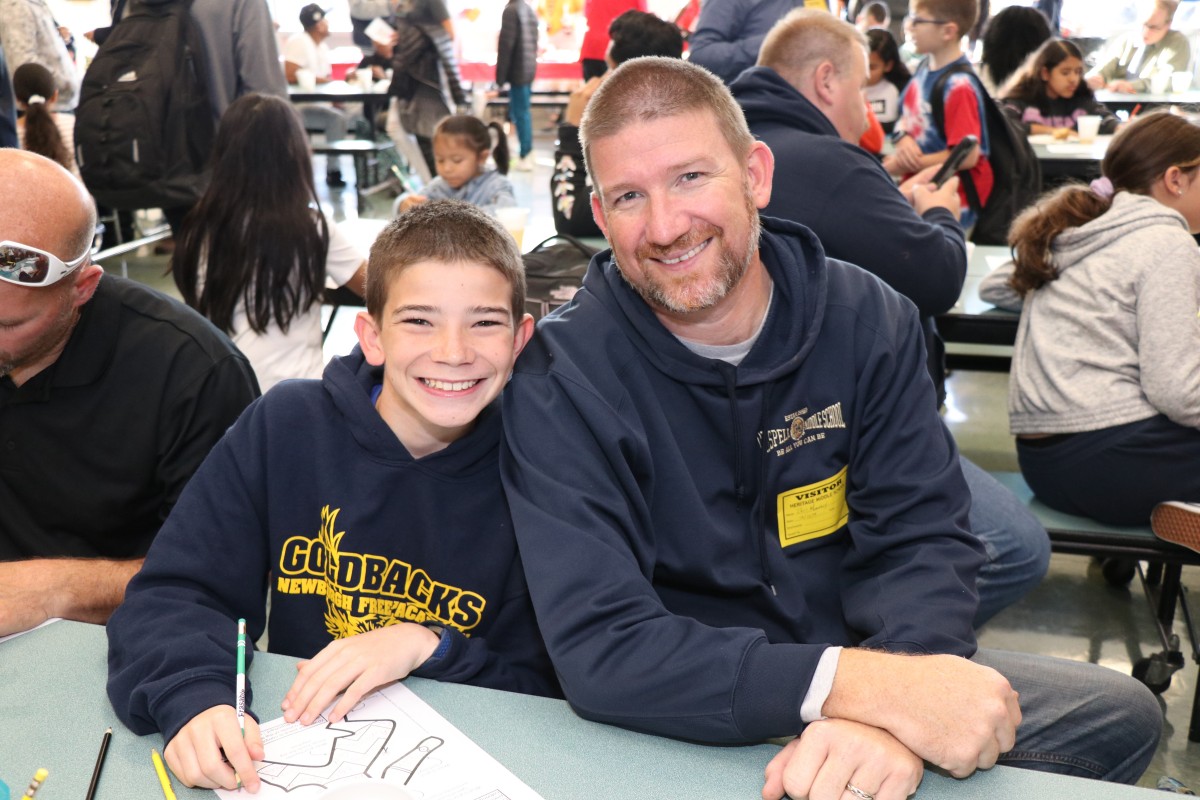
0, 240, 90, 287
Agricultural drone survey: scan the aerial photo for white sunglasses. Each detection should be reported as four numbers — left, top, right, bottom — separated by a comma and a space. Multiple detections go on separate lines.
0, 240, 90, 287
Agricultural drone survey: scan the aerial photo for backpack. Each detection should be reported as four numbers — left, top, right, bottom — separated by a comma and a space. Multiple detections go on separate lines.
930, 62, 1041, 246
551, 124, 603, 238
75, 0, 215, 211
521, 233, 600, 320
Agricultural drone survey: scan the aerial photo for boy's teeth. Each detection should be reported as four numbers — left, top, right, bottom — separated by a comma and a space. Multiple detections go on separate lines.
660, 241, 707, 265
423, 378, 479, 391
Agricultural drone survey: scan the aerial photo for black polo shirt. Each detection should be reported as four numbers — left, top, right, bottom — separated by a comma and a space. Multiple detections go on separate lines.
0, 274, 260, 559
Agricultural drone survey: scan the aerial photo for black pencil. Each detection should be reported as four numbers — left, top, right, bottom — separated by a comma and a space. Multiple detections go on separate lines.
86, 727, 113, 800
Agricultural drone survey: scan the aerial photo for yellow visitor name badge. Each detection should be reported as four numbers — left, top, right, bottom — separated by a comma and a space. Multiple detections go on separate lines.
777, 466, 849, 548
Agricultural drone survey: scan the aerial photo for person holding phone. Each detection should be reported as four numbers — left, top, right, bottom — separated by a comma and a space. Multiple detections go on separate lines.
733, 9, 1051, 625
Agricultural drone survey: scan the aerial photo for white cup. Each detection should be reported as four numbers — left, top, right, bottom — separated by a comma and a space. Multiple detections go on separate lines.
1076, 115, 1102, 144
316, 780, 415, 800
495, 206, 530, 250
1172, 71, 1192, 93
295, 68, 317, 92
1151, 69, 1172, 94
357, 68, 375, 88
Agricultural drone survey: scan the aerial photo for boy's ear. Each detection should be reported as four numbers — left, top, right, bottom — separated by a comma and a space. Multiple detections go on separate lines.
512, 313, 535, 360
354, 310, 386, 366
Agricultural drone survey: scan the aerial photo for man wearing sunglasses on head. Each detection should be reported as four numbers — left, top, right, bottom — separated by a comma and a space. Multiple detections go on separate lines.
0, 150, 259, 637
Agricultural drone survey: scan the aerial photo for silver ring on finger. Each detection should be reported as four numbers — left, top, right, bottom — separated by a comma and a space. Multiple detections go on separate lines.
845, 783, 875, 800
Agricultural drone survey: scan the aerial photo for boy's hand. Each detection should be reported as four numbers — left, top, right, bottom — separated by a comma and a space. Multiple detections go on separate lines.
884, 135, 924, 176
281, 623, 441, 725
762, 719, 923, 800
399, 195, 428, 212
165, 705, 264, 792
1108, 79, 1136, 94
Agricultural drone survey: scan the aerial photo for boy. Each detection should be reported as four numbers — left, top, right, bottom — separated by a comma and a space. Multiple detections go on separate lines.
106, 200, 554, 793
884, 0, 991, 229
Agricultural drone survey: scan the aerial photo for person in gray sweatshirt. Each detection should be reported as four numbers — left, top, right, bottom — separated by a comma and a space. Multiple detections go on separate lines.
980, 111, 1200, 528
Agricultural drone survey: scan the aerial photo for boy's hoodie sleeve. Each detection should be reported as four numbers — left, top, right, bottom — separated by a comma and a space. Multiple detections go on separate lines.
411, 561, 559, 697
107, 403, 272, 745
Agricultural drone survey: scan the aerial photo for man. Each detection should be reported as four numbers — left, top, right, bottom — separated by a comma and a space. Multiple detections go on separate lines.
0, 150, 259, 637
500, 57, 1162, 798
284, 3, 351, 187
731, 9, 1049, 626
1087, 0, 1190, 94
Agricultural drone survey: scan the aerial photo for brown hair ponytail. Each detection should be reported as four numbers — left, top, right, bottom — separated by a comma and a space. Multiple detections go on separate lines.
1008, 111, 1200, 294
12, 63, 71, 172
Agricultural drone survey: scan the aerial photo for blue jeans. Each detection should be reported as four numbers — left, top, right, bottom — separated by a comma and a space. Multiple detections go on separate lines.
975, 649, 1162, 783
961, 455, 1051, 626
508, 83, 533, 158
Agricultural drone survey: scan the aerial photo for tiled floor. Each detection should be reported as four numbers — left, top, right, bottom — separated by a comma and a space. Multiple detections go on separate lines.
116, 118, 1200, 792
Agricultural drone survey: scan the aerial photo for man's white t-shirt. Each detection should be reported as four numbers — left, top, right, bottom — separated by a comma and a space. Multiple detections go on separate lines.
283, 32, 333, 80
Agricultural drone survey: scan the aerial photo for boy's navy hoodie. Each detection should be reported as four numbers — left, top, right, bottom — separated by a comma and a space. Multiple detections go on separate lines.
732, 66, 967, 404
501, 217, 984, 744
108, 348, 558, 744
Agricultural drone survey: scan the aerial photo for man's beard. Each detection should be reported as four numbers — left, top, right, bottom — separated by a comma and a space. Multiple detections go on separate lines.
614, 185, 761, 315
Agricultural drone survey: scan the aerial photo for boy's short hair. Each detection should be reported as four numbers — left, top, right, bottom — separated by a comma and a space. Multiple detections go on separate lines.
913, 0, 978, 40
367, 200, 526, 321
864, 2, 889, 24
608, 10, 685, 64
581, 57, 754, 189
759, 9, 868, 86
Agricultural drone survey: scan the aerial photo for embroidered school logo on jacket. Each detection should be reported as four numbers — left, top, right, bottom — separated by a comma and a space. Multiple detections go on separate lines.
758, 401, 846, 458
274, 506, 486, 639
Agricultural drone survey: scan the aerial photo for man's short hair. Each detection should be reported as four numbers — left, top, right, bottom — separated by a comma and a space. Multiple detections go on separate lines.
580, 57, 754, 194
608, 11, 685, 64
367, 200, 526, 321
758, 9, 868, 87
913, 0, 978, 40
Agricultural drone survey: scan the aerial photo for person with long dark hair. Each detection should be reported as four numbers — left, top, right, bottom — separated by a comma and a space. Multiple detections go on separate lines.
12, 62, 77, 177
980, 111, 1200, 527
1000, 39, 1118, 138
172, 93, 366, 392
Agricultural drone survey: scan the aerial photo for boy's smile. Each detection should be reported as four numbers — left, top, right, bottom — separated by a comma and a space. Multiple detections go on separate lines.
356, 260, 533, 458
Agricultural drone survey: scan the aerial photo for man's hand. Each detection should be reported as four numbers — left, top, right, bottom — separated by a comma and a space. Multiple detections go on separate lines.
883, 135, 924, 176
911, 175, 961, 220
165, 706, 264, 792
823, 650, 1021, 778
762, 719, 923, 800
281, 623, 440, 725
0, 558, 142, 636
1108, 79, 1136, 94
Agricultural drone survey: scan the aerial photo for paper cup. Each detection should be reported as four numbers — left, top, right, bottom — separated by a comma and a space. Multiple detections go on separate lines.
1151, 70, 1172, 94
495, 206, 530, 250
357, 68, 375, 88
1172, 71, 1192, 93
316, 780, 415, 800
1076, 115, 1101, 144
295, 68, 317, 92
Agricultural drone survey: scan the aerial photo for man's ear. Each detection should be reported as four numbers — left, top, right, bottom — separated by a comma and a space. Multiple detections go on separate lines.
590, 191, 609, 240
747, 139, 775, 210
72, 264, 103, 308
354, 310, 386, 366
813, 61, 839, 106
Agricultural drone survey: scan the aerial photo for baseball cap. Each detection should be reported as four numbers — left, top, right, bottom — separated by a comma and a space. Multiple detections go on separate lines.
299, 4, 330, 30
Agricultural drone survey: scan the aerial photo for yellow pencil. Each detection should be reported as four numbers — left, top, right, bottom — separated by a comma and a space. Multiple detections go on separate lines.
151, 749, 178, 800
21, 768, 48, 799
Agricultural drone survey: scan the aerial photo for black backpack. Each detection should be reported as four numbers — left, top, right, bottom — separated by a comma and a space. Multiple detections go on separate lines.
930, 62, 1041, 246
75, 0, 215, 211
550, 124, 603, 238
522, 234, 600, 320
